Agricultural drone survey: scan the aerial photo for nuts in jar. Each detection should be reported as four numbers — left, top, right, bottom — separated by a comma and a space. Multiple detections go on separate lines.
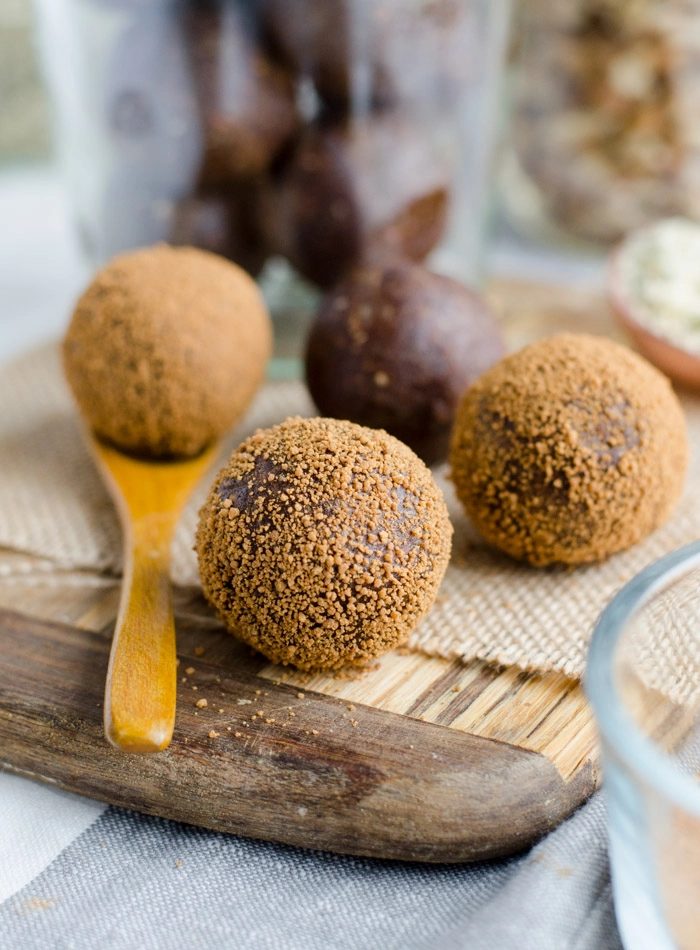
507, 0, 700, 243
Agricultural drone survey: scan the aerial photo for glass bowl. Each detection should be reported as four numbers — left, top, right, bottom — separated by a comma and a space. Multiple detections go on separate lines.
588, 540, 700, 950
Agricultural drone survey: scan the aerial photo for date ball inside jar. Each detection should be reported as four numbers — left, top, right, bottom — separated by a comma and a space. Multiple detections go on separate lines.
169, 187, 268, 277
262, 115, 450, 288
305, 257, 505, 464
183, 1, 299, 185
63, 245, 272, 458
261, 0, 472, 109
195, 416, 453, 670
450, 334, 688, 567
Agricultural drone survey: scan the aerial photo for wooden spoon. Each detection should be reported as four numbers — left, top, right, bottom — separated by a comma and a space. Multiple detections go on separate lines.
90, 437, 219, 753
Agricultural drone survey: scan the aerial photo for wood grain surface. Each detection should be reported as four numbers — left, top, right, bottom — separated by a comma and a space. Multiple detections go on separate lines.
0, 279, 607, 862
0, 560, 599, 863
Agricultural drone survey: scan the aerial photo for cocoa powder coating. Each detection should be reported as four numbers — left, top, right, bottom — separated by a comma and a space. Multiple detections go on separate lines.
196, 416, 452, 670
450, 334, 688, 567
63, 245, 272, 458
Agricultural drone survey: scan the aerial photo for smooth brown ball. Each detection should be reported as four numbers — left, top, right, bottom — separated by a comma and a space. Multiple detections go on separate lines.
196, 416, 453, 670
450, 334, 688, 567
305, 257, 505, 463
63, 245, 272, 458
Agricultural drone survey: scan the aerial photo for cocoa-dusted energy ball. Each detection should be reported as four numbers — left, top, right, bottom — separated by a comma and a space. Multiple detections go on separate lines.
63, 245, 272, 458
196, 416, 452, 670
183, 1, 298, 185
262, 115, 450, 288
306, 257, 505, 464
450, 334, 688, 567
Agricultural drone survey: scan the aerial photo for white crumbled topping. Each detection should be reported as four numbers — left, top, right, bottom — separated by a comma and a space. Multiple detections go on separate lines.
618, 217, 700, 356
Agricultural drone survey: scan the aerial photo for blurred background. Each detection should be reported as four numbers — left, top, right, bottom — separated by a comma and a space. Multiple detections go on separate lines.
0, 0, 88, 360
0, 0, 49, 162
7, 0, 655, 359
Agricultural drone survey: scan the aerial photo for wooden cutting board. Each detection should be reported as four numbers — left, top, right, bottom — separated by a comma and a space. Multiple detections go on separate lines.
0, 279, 611, 864
0, 567, 598, 863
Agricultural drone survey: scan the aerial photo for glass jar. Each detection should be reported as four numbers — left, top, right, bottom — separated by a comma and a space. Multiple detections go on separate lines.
34, 0, 511, 301
504, 0, 700, 246
588, 540, 700, 950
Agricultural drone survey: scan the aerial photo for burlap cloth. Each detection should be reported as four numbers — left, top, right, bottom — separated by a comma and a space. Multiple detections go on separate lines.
2, 340, 699, 680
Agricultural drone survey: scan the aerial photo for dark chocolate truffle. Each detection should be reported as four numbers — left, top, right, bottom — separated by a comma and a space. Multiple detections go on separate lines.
306, 257, 505, 463
261, 115, 450, 288
63, 245, 272, 458
196, 416, 452, 670
450, 334, 688, 567
184, 1, 299, 184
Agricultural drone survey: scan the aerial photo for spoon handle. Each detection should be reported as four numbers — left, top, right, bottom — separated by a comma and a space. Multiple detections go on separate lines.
105, 510, 178, 752
90, 437, 219, 753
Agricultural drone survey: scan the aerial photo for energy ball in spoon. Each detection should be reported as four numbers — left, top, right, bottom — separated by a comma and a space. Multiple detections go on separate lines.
450, 334, 688, 567
63, 244, 272, 458
196, 416, 452, 671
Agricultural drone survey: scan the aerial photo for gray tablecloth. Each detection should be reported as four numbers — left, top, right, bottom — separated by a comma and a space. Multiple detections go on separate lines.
0, 777, 621, 950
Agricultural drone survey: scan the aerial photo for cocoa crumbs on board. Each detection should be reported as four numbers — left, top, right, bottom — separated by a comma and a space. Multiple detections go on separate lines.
62, 244, 272, 458
196, 416, 452, 670
450, 334, 688, 567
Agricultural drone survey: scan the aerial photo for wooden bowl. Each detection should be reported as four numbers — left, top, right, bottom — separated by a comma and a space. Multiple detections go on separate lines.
609, 245, 700, 392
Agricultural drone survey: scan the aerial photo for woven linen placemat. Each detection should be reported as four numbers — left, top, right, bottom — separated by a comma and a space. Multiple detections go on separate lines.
2, 341, 699, 680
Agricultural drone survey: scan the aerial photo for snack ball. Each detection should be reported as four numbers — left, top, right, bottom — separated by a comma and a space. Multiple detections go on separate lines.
305, 256, 504, 463
63, 245, 272, 457
196, 416, 452, 670
450, 334, 688, 566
